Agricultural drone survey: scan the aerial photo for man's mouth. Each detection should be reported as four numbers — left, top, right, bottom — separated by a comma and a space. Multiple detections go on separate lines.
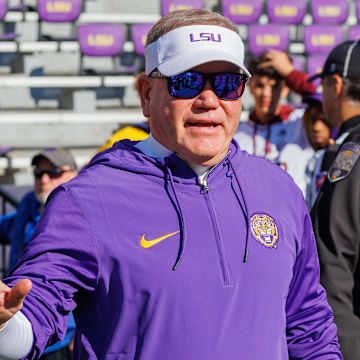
186, 121, 219, 128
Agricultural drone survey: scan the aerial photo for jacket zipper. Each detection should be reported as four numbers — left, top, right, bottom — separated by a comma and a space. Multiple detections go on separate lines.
201, 165, 233, 287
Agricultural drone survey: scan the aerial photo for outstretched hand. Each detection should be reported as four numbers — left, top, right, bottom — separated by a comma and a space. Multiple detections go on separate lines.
257, 49, 294, 77
0, 279, 32, 328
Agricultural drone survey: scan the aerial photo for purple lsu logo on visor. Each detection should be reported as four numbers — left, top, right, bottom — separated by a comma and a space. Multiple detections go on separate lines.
144, 25, 251, 77
189, 33, 222, 42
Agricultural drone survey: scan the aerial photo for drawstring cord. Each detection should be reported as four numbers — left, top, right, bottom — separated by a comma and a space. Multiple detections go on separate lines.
164, 166, 187, 270
228, 159, 250, 263
253, 123, 271, 156
159, 152, 248, 269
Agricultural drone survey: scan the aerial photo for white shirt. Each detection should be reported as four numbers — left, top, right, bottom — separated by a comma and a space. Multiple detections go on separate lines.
234, 108, 314, 196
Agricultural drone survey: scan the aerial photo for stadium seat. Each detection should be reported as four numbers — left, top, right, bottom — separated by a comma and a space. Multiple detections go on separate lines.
307, 55, 327, 88
161, 0, 203, 16
0, 0, 18, 40
310, 0, 349, 25
29, 67, 65, 106
78, 23, 127, 75
267, 0, 306, 24
0, 0, 7, 19
221, 0, 263, 25
304, 25, 344, 55
130, 23, 154, 73
37, 0, 83, 40
349, 25, 360, 41
248, 24, 289, 56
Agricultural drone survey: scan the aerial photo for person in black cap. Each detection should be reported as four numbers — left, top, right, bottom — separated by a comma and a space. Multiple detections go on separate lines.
309, 39, 360, 359
0, 147, 77, 359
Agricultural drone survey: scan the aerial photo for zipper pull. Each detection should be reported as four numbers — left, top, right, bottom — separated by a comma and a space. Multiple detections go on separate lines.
202, 178, 209, 192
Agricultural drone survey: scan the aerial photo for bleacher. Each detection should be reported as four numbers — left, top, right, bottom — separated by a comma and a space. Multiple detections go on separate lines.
0, 0, 359, 185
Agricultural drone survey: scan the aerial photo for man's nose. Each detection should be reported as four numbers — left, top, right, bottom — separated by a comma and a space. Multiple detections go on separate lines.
39, 172, 51, 183
263, 85, 272, 97
194, 80, 219, 108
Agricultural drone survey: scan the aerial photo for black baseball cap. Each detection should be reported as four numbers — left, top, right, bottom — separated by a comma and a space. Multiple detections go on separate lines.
307, 40, 360, 82
32, 147, 77, 170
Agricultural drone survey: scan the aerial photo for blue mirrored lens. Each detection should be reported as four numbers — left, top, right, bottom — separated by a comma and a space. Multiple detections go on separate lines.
213, 74, 243, 100
167, 72, 246, 100
169, 72, 203, 98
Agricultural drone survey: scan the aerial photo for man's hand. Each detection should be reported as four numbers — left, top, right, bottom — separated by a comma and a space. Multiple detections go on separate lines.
257, 49, 294, 77
0, 279, 32, 329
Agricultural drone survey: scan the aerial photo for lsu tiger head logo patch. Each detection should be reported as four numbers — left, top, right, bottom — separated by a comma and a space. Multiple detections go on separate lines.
250, 214, 279, 249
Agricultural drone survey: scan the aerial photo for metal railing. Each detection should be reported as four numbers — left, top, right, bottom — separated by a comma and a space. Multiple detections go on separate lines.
0, 186, 18, 279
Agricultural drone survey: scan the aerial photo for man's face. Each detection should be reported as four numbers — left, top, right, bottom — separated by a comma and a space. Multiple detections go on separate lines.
320, 76, 337, 127
311, 119, 331, 150
139, 61, 244, 166
248, 74, 284, 121
34, 157, 77, 204
308, 103, 331, 150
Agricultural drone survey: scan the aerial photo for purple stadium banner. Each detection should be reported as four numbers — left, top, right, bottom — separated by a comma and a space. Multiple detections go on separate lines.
267, 0, 306, 24
349, 26, 360, 41
78, 24, 125, 57
307, 55, 327, 88
304, 25, 344, 55
248, 24, 289, 55
0, 0, 7, 20
161, 0, 203, 16
311, 0, 348, 25
222, 0, 262, 24
131, 24, 154, 56
37, 0, 83, 22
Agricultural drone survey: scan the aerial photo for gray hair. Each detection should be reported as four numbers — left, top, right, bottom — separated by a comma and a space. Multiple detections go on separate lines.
341, 77, 360, 103
146, 9, 239, 46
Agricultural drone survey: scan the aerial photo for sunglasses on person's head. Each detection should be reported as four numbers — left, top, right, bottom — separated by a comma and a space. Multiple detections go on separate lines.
150, 71, 248, 100
33, 167, 67, 179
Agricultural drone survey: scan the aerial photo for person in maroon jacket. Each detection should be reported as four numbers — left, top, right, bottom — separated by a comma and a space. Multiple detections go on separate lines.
234, 50, 316, 195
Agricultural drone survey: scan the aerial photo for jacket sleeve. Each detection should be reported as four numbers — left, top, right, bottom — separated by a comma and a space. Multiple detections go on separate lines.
285, 69, 316, 97
313, 159, 360, 359
3, 186, 100, 359
286, 203, 343, 359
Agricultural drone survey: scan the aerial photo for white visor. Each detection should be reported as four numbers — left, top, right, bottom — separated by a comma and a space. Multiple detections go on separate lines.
145, 25, 251, 78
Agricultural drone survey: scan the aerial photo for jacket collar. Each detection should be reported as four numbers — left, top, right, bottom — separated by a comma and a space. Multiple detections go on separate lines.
337, 115, 360, 137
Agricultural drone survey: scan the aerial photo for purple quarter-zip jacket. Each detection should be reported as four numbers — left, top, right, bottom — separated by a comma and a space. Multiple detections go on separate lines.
4, 140, 342, 359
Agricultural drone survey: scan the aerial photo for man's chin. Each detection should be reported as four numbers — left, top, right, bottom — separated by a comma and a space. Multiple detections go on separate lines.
35, 193, 49, 206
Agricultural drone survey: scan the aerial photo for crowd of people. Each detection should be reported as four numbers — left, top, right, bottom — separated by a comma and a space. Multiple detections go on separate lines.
0, 8, 359, 360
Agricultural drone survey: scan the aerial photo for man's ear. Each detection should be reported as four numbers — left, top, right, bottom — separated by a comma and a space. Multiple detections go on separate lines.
332, 74, 344, 98
137, 73, 151, 118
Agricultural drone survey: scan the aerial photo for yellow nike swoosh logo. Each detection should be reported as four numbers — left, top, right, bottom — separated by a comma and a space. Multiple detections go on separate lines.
140, 231, 179, 249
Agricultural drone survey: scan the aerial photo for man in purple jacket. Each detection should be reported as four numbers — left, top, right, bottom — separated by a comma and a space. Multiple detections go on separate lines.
0, 9, 342, 359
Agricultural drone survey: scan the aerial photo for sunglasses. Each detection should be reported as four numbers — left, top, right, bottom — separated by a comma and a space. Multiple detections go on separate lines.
33, 167, 66, 179
150, 71, 248, 100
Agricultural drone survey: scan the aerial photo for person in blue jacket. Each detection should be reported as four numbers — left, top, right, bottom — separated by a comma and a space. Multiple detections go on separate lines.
0, 147, 78, 359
